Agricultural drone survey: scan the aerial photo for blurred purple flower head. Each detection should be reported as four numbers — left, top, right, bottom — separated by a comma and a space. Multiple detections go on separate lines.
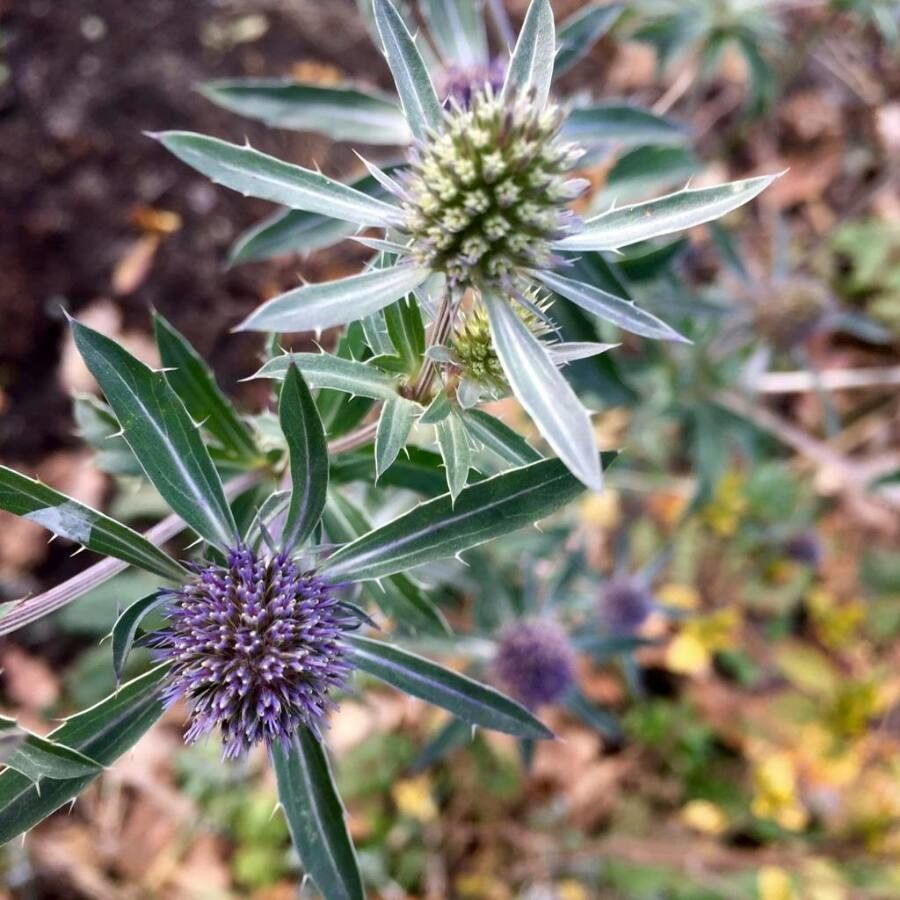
154, 547, 352, 758
438, 58, 506, 108
599, 577, 655, 636
493, 619, 576, 709
784, 531, 823, 568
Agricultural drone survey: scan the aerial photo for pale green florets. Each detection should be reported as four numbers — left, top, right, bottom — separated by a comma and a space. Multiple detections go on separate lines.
401, 89, 586, 289
450, 296, 554, 392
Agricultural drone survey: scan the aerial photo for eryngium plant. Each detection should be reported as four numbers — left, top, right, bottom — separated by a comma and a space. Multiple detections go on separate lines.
158, 0, 778, 492
0, 313, 613, 899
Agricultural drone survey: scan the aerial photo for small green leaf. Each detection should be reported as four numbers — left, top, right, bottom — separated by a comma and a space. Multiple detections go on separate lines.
72, 320, 239, 550
0, 666, 168, 843
236, 265, 431, 333
419, 0, 488, 67
73, 394, 141, 476
383, 294, 425, 373
0, 466, 187, 582
375, 397, 416, 478
253, 352, 400, 401
110, 591, 169, 682
0, 717, 102, 783
557, 174, 780, 251
462, 409, 542, 466
201, 80, 410, 144
372, 0, 443, 141
157, 132, 400, 227
271, 728, 364, 900
435, 410, 470, 500
501, 0, 555, 108
554, 3, 621, 78
419, 390, 452, 425
562, 690, 623, 739
154, 313, 257, 462
331, 447, 448, 497
279, 365, 328, 551
348, 635, 553, 739
534, 269, 689, 343
485, 291, 602, 490
321, 454, 615, 581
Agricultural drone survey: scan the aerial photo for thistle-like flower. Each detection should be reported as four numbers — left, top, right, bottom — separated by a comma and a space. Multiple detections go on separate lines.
162, 0, 778, 492
783, 531, 822, 568
154, 547, 353, 758
493, 619, 576, 709
401, 88, 586, 291
438, 58, 506, 109
599, 577, 656, 636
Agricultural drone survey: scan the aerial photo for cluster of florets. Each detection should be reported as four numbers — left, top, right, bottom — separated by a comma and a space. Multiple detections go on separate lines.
401, 88, 586, 289
493, 619, 576, 709
599, 577, 655, 636
450, 294, 554, 393
154, 547, 353, 758
783, 531, 823, 568
438, 58, 506, 109
754, 277, 832, 348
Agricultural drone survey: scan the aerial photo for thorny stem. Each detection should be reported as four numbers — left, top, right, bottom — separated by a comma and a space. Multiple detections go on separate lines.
0, 470, 265, 637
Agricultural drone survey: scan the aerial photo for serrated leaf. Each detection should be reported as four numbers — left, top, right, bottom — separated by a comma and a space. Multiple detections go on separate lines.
462, 409, 542, 466
271, 728, 364, 900
372, 0, 442, 141
322, 493, 449, 635
279, 365, 328, 551
485, 291, 602, 490
435, 410, 470, 499
153, 313, 257, 462
562, 103, 687, 147
202, 80, 410, 144
501, 0, 555, 108
157, 132, 400, 227
321, 453, 615, 581
534, 269, 689, 343
554, 3, 621, 78
111, 591, 170, 682
349, 635, 552, 738
229, 166, 400, 264
72, 320, 239, 551
0, 666, 168, 843
236, 265, 430, 333
73, 394, 142, 476
0, 466, 187, 582
0, 716, 102, 783
375, 397, 416, 478
419, 0, 488, 67
253, 353, 400, 401
556, 174, 779, 251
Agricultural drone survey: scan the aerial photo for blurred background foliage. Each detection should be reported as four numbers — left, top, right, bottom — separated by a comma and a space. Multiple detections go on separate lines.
1, 0, 898, 897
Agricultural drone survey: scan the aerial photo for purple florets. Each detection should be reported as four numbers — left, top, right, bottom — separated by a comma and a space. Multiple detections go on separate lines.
439, 58, 506, 108
154, 547, 352, 758
784, 531, 823, 568
599, 578, 655, 636
493, 619, 576, 709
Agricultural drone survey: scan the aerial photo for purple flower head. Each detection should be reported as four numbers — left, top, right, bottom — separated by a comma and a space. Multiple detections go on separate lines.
784, 531, 823, 568
153, 547, 353, 758
439, 58, 506, 108
493, 619, 576, 709
599, 577, 655, 636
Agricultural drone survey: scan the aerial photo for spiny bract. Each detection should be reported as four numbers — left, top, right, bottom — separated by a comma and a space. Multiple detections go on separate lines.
154, 547, 353, 758
401, 87, 586, 290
